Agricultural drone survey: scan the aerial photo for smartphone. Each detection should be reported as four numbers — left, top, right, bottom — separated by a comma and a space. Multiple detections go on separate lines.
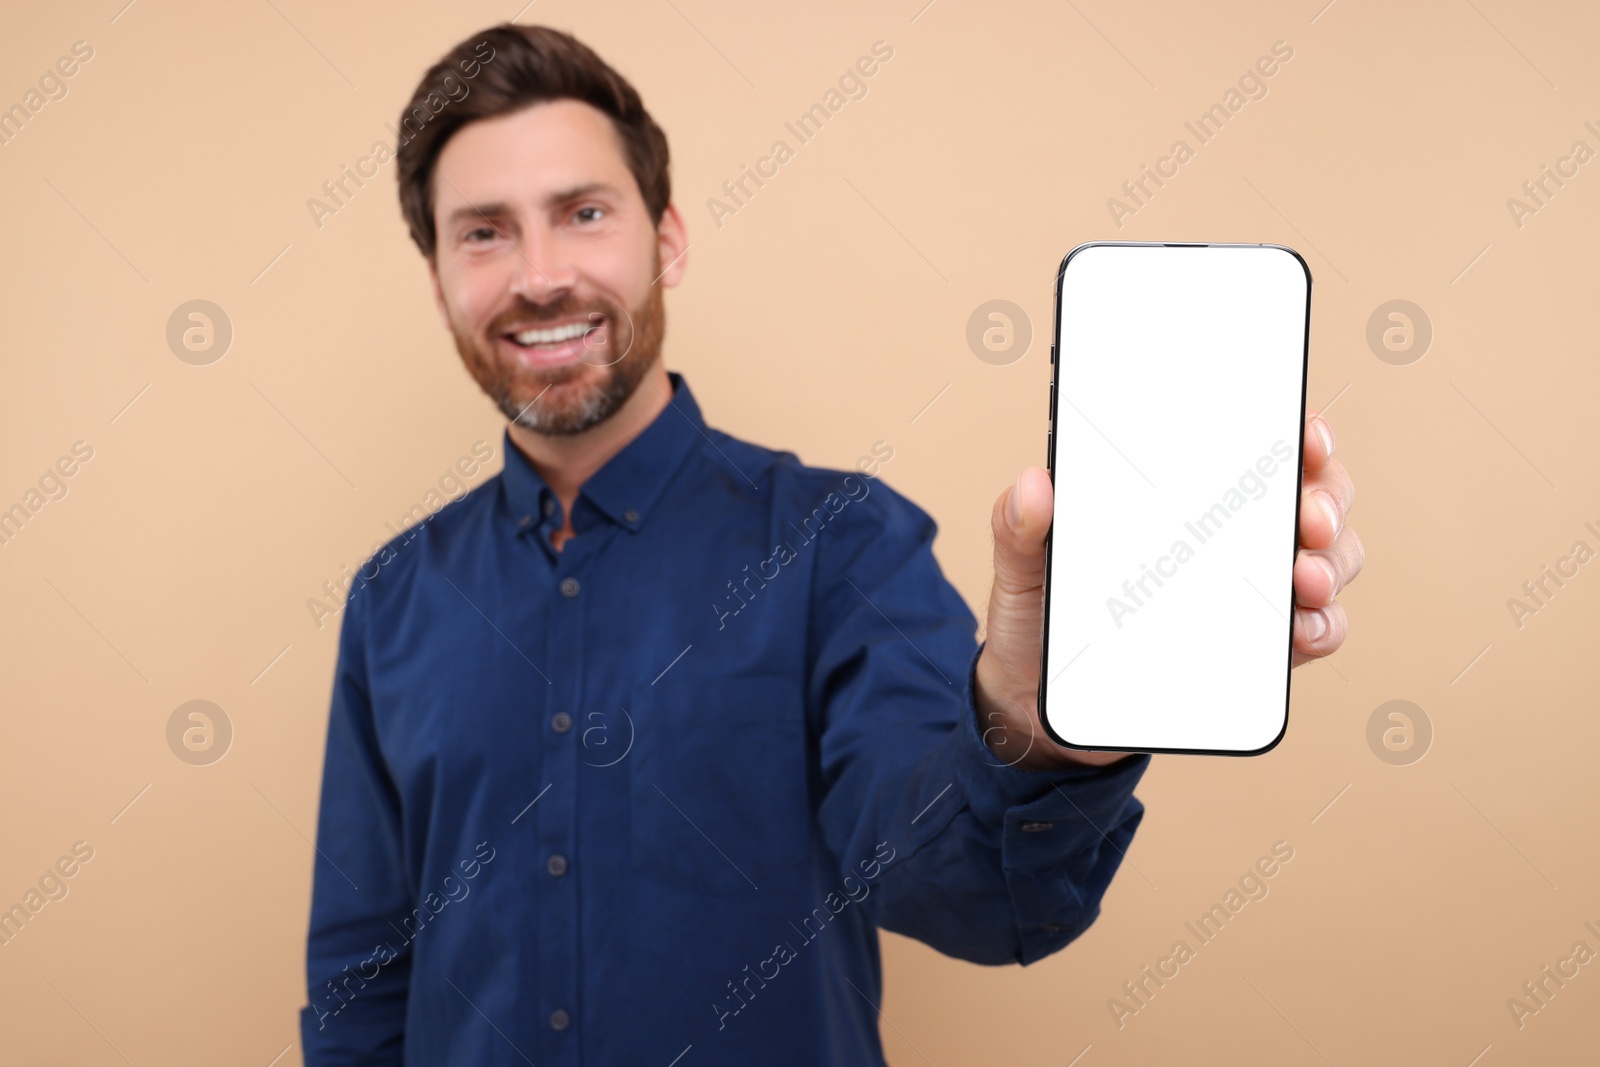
1038, 242, 1311, 756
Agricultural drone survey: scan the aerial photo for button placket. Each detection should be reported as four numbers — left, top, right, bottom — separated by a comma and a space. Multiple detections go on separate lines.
539, 554, 583, 1062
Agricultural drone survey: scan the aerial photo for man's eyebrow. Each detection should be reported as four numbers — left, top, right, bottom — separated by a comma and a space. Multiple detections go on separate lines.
442, 184, 623, 229
545, 182, 621, 205
444, 202, 510, 227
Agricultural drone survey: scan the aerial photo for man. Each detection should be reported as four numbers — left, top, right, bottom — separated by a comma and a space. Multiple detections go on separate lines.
300, 23, 1361, 1065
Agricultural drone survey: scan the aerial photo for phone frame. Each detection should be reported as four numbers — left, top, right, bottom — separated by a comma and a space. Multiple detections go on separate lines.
1036, 240, 1313, 757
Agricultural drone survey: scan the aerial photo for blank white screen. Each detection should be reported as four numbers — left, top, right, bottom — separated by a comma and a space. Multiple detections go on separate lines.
1043, 243, 1308, 754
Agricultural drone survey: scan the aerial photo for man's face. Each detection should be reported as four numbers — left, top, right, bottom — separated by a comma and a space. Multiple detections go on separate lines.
428, 100, 686, 435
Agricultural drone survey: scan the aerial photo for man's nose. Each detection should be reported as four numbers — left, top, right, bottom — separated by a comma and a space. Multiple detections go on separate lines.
510, 226, 576, 303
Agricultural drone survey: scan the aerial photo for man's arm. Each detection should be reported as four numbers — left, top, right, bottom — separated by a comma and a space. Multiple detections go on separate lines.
299, 583, 414, 1064
808, 478, 1150, 966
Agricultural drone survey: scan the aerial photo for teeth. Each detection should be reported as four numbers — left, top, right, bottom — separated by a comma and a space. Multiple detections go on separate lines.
512, 321, 594, 346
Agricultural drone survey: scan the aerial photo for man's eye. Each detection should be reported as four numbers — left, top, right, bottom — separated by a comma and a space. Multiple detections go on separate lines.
464, 226, 498, 242
574, 206, 604, 224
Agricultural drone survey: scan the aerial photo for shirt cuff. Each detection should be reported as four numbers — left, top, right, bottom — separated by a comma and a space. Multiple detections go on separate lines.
946, 641, 1151, 862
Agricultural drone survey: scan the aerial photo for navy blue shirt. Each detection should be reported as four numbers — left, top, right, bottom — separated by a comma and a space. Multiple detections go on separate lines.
300, 371, 1150, 1066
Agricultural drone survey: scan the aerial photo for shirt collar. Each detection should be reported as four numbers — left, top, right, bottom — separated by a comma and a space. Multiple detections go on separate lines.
500, 370, 706, 536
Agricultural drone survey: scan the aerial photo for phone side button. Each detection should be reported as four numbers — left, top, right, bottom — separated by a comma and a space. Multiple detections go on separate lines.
1050, 343, 1056, 365
1048, 381, 1055, 424
1046, 430, 1052, 469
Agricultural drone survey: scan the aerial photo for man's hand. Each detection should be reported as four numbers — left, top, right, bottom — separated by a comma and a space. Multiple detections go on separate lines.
1289, 412, 1362, 666
973, 411, 1362, 770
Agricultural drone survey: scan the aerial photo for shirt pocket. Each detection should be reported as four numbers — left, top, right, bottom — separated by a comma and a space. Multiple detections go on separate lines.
629, 671, 812, 895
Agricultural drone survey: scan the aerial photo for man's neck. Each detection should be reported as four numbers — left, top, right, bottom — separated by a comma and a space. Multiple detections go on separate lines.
505, 359, 674, 508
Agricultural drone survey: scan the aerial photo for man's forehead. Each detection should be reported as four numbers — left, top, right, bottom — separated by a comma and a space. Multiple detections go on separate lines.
433, 99, 632, 210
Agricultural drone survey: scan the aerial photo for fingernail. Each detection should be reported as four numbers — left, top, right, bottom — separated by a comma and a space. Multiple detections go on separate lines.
1318, 490, 1341, 538
1315, 416, 1334, 458
1317, 555, 1339, 591
1303, 608, 1328, 641
1007, 475, 1023, 529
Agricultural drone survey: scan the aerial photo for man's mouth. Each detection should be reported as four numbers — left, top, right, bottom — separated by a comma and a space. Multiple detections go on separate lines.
500, 316, 606, 368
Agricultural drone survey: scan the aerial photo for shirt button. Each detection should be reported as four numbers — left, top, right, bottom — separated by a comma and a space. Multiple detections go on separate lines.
551, 711, 573, 734
549, 1008, 571, 1031
1020, 821, 1054, 832
547, 854, 568, 877
623, 508, 640, 523
543, 497, 556, 517
559, 577, 580, 598
518, 515, 533, 530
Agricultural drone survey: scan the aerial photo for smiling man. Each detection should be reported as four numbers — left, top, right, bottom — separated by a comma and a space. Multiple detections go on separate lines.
299, 23, 1362, 1066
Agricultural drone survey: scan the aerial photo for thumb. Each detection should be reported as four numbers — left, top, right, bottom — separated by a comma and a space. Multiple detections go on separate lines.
990, 466, 1054, 599
979, 466, 1054, 711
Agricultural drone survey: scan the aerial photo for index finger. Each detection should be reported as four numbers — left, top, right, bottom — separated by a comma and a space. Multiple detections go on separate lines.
1302, 411, 1336, 473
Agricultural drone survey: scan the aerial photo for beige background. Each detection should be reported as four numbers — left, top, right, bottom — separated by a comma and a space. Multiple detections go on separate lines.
2, 0, 1596, 1063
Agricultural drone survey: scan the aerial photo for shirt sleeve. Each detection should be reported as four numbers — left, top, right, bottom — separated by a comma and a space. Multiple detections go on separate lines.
808, 478, 1151, 966
299, 582, 413, 1064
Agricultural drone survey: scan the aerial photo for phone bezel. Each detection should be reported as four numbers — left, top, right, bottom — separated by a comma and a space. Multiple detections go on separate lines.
1036, 240, 1313, 758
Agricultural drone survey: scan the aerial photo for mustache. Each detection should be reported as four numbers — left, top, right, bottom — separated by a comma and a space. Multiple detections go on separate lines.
491, 295, 617, 335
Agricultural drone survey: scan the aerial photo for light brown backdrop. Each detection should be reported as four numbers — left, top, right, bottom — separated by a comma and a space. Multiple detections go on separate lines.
2, 0, 1596, 1063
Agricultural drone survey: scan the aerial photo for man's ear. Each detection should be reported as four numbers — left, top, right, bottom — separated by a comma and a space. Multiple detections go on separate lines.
654, 202, 689, 289
427, 258, 450, 332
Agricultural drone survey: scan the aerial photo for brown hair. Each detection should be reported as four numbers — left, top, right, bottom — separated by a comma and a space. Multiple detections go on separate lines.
395, 24, 671, 260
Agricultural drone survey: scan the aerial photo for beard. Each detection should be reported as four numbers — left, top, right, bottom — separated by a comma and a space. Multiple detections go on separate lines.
448, 268, 666, 437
